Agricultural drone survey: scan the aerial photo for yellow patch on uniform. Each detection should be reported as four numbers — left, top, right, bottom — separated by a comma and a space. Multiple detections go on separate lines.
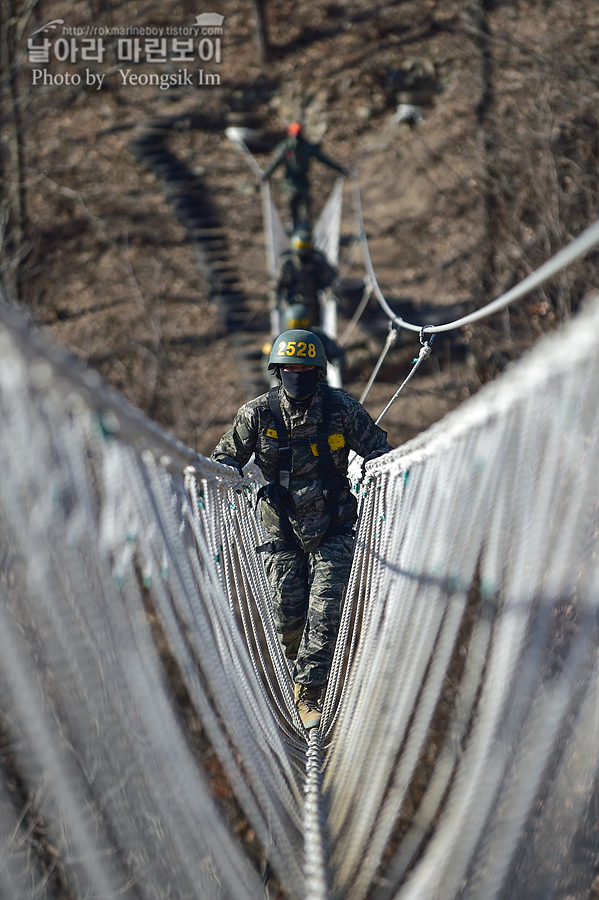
266, 428, 278, 438
311, 433, 345, 455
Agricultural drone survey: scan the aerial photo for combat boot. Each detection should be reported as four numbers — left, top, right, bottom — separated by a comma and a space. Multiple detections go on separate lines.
294, 683, 322, 730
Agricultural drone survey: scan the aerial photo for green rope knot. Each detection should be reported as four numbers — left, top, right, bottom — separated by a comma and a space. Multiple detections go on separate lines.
97, 409, 120, 440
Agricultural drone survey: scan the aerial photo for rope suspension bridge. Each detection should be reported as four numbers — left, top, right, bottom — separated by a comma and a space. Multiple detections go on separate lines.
2, 181, 599, 900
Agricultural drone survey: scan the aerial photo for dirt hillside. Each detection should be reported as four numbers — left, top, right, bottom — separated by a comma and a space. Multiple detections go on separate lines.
3, 0, 599, 455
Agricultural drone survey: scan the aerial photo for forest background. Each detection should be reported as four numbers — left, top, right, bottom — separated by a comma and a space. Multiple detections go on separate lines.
2, 0, 599, 456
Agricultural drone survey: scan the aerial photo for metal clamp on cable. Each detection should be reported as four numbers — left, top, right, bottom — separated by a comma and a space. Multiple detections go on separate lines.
419, 326, 436, 358
420, 325, 436, 345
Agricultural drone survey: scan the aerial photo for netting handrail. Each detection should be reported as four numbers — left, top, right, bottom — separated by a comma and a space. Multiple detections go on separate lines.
325, 292, 599, 899
0, 295, 308, 900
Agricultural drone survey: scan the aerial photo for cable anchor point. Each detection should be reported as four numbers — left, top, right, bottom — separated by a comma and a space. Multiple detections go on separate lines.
419, 326, 436, 358
420, 325, 436, 346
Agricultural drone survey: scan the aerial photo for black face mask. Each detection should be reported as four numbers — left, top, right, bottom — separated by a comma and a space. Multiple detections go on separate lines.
280, 367, 319, 399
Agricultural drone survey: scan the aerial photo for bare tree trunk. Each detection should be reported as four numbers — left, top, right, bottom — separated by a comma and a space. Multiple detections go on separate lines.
472, 0, 496, 307
251, 0, 269, 64
0, 0, 28, 298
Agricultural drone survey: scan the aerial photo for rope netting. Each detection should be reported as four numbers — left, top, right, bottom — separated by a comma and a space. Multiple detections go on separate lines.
1, 286, 599, 900
312, 176, 344, 270
326, 292, 599, 900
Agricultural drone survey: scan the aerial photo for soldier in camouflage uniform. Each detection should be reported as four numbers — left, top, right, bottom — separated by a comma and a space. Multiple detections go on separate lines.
271, 225, 338, 326
212, 330, 391, 729
262, 122, 347, 228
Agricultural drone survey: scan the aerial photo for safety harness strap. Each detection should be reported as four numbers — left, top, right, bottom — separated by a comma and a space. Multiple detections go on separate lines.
256, 539, 298, 554
256, 524, 354, 555
268, 387, 291, 490
257, 385, 345, 553
313, 386, 341, 528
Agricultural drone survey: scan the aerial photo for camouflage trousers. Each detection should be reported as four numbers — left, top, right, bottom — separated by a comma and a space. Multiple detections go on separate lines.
263, 533, 355, 689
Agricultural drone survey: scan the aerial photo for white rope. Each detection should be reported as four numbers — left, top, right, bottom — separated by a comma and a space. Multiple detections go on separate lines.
375, 338, 434, 425
225, 130, 265, 180
352, 167, 599, 335
262, 178, 289, 278
303, 730, 328, 900
358, 326, 398, 404
338, 281, 373, 347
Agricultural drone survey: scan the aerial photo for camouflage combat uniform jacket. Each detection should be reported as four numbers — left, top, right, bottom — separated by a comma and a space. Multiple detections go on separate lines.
212, 384, 392, 553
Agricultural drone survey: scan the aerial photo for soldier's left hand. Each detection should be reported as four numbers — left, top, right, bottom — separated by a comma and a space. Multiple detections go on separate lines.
361, 450, 386, 477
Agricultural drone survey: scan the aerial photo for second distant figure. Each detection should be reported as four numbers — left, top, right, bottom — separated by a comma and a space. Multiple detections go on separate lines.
271, 224, 337, 326
262, 122, 347, 228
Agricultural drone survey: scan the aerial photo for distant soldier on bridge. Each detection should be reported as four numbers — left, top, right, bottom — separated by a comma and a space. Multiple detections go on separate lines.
262, 122, 347, 228
270, 224, 338, 326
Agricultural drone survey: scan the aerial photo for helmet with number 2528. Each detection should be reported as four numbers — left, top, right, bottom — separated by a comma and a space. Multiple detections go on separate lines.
267, 329, 327, 373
